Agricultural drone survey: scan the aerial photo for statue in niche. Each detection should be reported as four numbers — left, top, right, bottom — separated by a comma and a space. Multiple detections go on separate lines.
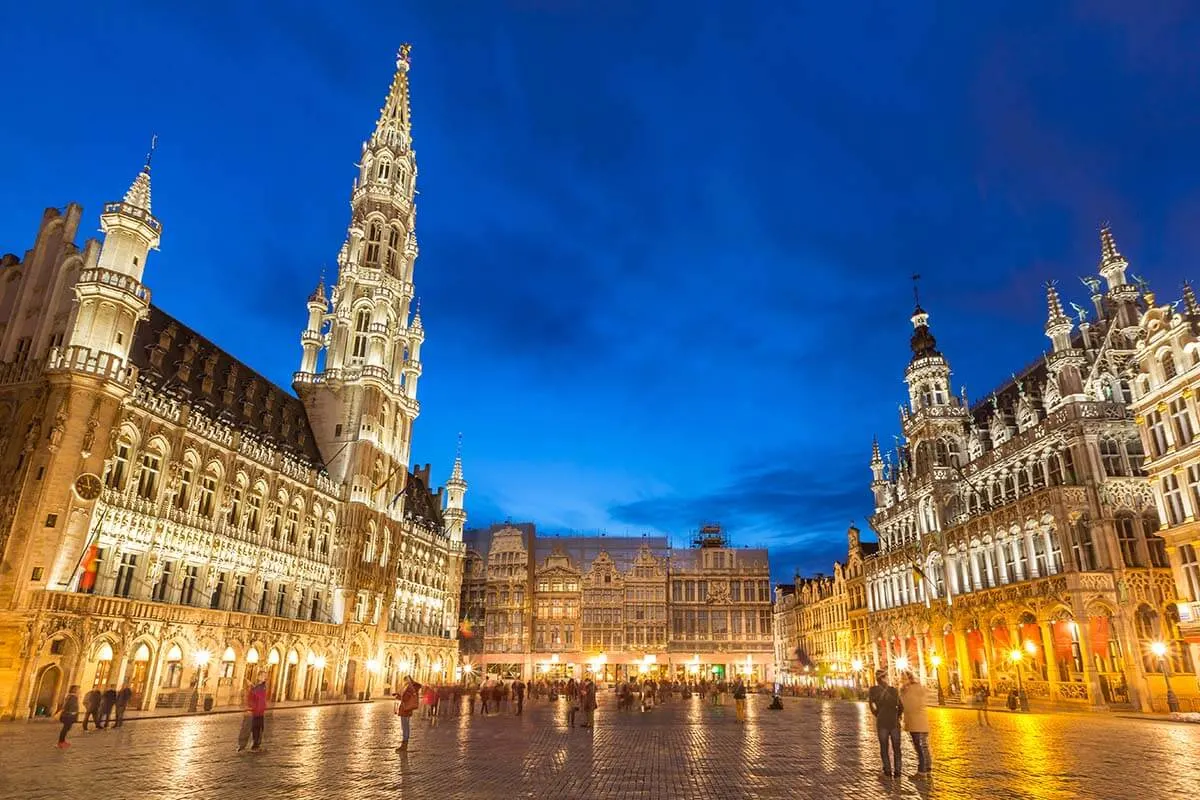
47, 400, 68, 451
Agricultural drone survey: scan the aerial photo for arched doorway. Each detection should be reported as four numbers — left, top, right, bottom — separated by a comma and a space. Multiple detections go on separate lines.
344, 659, 359, 699
284, 650, 299, 700
31, 665, 62, 717
92, 641, 116, 688
127, 643, 152, 709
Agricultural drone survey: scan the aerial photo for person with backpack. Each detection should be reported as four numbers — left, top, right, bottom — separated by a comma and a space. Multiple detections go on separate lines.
868, 669, 903, 778
395, 676, 421, 752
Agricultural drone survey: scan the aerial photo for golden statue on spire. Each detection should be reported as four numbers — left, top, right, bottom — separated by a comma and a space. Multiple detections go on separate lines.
398, 43, 412, 67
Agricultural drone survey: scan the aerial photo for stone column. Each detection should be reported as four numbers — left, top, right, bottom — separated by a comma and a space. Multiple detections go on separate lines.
953, 627, 972, 694
1025, 533, 1040, 579
979, 625, 997, 695
916, 634, 927, 684
1073, 615, 1105, 708
1038, 619, 1056, 683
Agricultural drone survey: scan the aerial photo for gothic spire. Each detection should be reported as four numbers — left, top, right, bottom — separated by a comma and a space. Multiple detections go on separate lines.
1044, 281, 1071, 331
871, 436, 883, 465
372, 44, 413, 150
1184, 282, 1200, 317
1098, 223, 1129, 288
450, 432, 464, 483
121, 135, 156, 214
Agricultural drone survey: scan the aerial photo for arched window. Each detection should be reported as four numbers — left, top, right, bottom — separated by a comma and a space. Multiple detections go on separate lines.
137, 450, 162, 500
175, 461, 195, 511
1162, 352, 1178, 382
384, 225, 402, 273
351, 310, 370, 361
1099, 438, 1125, 477
197, 470, 218, 518
1115, 516, 1141, 567
364, 222, 382, 266
246, 492, 263, 532
105, 440, 132, 490
377, 160, 391, 181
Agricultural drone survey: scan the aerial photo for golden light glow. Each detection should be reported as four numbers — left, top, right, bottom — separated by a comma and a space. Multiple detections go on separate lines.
366, 658, 381, 673
930, 653, 942, 668
895, 656, 909, 671
1150, 641, 1168, 658
1023, 639, 1037, 655
431, 660, 443, 673
551, 653, 560, 664
313, 655, 326, 670
851, 658, 864, 671
193, 649, 211, 667
1009, 648, 1023, 663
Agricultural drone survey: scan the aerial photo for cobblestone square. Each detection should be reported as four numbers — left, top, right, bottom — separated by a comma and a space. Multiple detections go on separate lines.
2, 694, 1197, 800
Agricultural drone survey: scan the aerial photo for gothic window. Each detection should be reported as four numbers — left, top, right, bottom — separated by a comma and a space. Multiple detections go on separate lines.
233, 575, 247, 612
137, 452, 161, 500
227, 485, 243, 526
319, 521, 330, 555
197, 473, 217, 518
285, 508, 299, 545
175, 464, 194, 511
1099, 438, 1125, 477
351, 310, 370, 362
105, 442, 131, 490
1126, 437, 1147, 476
210, 572, 226, 609
1115, 516, 1142, 567
1072, 524, 1097, 571
115, 553, 137, 598
377, 160, 391, 181
365, 222, 382, 266
152, 561, 174, 602
1147, 531, 1169, 569
180, 565, 198, 605
246, 493, 262, 532
1162, 473, 1186, 525
384, 226, 402, 273
1169, 398, 1194, 446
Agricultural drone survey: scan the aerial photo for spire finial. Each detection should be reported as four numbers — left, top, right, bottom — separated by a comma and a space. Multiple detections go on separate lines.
145, 134, 158, 170
912, 273, 922, 310
1184, 282, 1200, 316
450, 433, 465, 483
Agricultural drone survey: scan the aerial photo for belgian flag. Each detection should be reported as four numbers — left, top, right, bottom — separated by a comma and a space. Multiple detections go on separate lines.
458, 618, 475, 639
78, 542, 100, 592
912, 564, 927, 585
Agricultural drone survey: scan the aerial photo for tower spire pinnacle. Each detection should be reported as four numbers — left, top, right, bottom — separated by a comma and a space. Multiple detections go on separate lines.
451, 432, 464, 482
373, 43, 413, 149
1044, 280, 1071, 331
122, 137, 156, 214
1098, 222, 1130, 289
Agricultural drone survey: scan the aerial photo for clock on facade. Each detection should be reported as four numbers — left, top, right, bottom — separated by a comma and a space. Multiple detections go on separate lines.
74, 473, 102, 501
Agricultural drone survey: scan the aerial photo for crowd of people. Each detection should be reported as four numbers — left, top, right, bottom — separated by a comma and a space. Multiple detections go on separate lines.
51, 666, 940, 781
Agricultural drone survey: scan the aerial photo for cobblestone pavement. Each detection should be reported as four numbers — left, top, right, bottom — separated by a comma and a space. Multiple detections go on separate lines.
2, 693, 1197, 799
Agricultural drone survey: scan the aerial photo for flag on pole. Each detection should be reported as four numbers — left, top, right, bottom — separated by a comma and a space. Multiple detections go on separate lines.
458, 619, 475, 639
78, 542, 100, 592
912, 564, 927, 584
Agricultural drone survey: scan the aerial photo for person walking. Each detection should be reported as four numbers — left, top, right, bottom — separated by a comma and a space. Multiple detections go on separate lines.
98, 685, 117, 729
580, 676, 597, 729
732, 676, 748, 722
867, 669, 903, 778
900, 672, 932, 777
81, 687, 102, 732
513, 678, 526, 716
395, 677, 420, 752
114, 683, 132, 727
243, 675, 269, 752
56, 685, 81, 749
976, 685, 990, 727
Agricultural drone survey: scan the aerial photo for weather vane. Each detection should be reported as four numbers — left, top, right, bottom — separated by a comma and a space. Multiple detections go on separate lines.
912, 273, 922, 307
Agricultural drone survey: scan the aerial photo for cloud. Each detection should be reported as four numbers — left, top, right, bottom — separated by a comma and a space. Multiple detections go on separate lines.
609, 457, 873, 580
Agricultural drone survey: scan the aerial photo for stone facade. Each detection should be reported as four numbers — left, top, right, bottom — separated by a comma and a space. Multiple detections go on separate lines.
773, 525, 876, 687
862, 228, 1193, 712
1128, 282, 1200, 697
461, 523, 774, 682
0, 46, 468, 720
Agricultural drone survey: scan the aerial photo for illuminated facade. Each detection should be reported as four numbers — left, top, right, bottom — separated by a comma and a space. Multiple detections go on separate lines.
463, 523, 774, 681
0, 47, 467, 721
864, 229, 1189, 712
1128, 283, 1200, 698
774, 526, 875, 686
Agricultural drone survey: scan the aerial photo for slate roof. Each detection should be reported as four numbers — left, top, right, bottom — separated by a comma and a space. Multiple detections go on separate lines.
130, 304, 325, 467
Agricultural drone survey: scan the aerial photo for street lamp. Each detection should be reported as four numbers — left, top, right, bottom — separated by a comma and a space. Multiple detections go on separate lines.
895, 655, 909, 680
850, 658, 864, 693
312, 655, 326, 704
930, 653, 945, 705
366, 658, 381, 699
190, 649, 211, 713
1008, 647, 1029, 712
1150, 641, 1180, 713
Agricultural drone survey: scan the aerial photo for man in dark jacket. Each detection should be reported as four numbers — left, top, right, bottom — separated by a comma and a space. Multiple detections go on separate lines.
99, 685, 118, 728
81, 687, 102, 731
868, 670, 903, 777
58, 685, 81, 748
114, 683, 133, 727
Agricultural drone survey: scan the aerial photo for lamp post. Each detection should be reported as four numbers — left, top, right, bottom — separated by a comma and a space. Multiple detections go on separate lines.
1150, 641, 1180, 713
850, 658, 864, 693
190, 649, 211, 713
930, 653, 945, 705
1008, 648, 1029, 712
312, 655, 326, 705
365, 658, 380, 700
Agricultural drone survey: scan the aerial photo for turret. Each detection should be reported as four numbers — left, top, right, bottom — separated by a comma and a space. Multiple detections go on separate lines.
1044, 281, 1074, 352
870, 438, 889, 510
443, 435, 468, 542
62, 144, 160, 371
1098, 225, 1141, 330
299, 279, 326, 374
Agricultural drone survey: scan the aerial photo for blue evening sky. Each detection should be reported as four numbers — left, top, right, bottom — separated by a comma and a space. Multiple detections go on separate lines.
4, 2, 1200, 582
